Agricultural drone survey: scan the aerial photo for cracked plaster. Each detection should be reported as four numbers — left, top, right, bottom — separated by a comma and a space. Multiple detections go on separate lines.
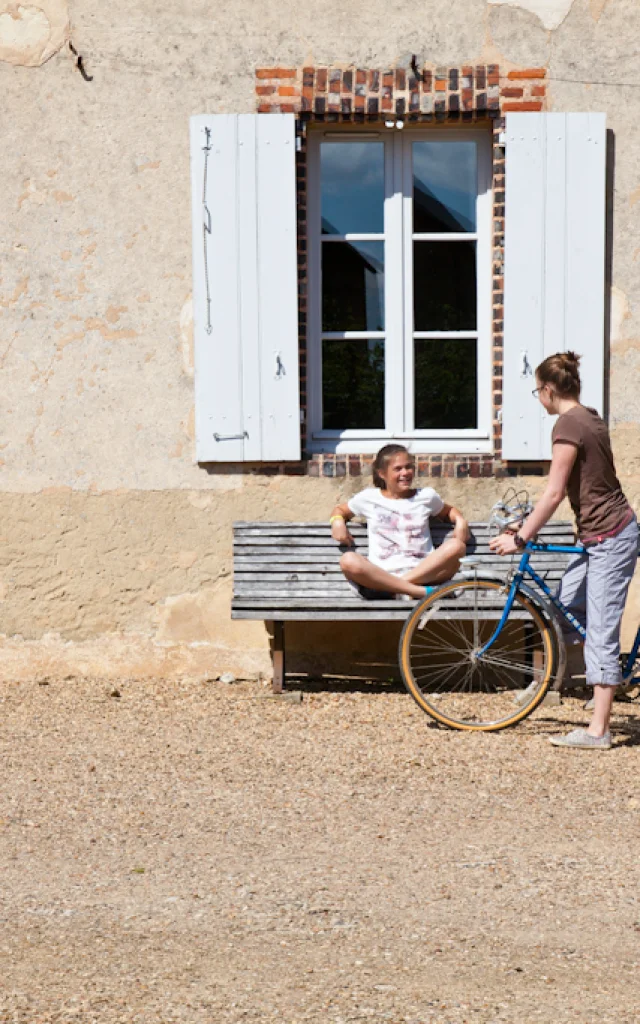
0, 0, 69, 66
488, 0, 575, 30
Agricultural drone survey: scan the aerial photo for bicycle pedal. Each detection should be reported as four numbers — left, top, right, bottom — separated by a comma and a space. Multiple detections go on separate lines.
513, 684, 560, 708
512, 681, 538, 706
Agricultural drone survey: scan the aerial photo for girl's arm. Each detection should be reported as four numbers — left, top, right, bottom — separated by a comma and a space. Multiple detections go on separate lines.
490, 442, 578, 555
437, 503, 470, 543
329, 501, 356, 546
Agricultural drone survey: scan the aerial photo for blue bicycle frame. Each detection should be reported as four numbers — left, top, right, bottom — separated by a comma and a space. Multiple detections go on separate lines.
477, 541, 640, 683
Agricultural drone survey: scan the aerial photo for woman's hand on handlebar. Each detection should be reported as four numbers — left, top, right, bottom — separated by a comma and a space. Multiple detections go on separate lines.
489, 530, 519, 556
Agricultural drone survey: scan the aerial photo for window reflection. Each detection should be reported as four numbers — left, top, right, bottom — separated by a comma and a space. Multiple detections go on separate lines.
322, 241, 385, 332
323, 340, 385, 429
321, 142, 385, 235
413, 142, 477, 233
414, 339, 477, 428
413, 242, 476, 331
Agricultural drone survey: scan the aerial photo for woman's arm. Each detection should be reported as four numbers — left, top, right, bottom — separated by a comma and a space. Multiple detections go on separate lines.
437, 503, 470, 543
490, 442, 578, 555
329, 501, 356, 546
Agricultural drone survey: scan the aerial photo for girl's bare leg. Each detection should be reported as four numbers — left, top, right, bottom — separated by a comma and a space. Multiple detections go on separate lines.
587, 684, 616, 737
339, 553, 426, 599
401, 538, 467, 585
340, 538, 466, 600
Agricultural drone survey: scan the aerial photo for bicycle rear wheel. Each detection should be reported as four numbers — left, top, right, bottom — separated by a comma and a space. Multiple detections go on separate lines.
399, 578, 556, 731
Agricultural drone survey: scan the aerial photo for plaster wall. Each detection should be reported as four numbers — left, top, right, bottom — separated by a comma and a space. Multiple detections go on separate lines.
1, 0, 639, 678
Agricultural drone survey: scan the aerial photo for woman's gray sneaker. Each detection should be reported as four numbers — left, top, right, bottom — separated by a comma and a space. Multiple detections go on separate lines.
549, 727, 611, 750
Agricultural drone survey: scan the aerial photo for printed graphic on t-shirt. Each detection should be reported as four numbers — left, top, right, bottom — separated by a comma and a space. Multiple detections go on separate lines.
376, 509, 429, 563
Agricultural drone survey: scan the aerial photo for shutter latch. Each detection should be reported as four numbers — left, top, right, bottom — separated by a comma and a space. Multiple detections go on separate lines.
213, 431, 249, 442
520, 351, 533, 378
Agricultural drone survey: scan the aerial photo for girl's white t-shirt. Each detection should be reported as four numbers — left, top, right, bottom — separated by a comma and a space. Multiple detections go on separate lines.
347, 487, 445, 575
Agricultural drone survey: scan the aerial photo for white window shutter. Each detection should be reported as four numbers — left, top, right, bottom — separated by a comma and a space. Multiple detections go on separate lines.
502, 113, 606, 460
190, 113, 300, 462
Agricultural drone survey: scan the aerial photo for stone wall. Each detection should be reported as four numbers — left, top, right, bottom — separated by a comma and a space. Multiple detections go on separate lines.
1, 0, 639, 679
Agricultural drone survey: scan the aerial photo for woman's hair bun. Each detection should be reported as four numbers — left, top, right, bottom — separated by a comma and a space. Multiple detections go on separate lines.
535, 350, 582, 398
563, 351, 581, 368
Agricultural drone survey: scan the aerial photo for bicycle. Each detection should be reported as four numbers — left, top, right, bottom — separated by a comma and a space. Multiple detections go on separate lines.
399, 491, 640, 732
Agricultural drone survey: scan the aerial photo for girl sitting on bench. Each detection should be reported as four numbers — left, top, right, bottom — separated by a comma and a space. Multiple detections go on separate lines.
329, 444, 469, 601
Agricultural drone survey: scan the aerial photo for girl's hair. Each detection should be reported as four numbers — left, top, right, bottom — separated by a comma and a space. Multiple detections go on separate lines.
535, 350, 581, 399
372, 444, 412, 488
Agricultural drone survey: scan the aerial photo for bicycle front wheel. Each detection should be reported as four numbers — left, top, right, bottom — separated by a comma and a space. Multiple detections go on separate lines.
399, 578, 556, 731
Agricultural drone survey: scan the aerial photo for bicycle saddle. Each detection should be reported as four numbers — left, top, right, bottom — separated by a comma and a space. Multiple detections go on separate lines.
460, 556, 482, 568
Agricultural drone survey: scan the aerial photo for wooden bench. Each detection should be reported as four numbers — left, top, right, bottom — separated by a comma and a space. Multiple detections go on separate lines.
232, 520, 575, 691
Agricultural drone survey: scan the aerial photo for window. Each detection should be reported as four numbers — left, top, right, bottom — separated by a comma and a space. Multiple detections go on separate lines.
307, 128, 493, 454
190, 112, 605, 465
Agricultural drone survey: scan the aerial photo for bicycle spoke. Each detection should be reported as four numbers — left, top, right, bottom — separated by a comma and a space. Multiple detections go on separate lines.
479, 652, 544, 682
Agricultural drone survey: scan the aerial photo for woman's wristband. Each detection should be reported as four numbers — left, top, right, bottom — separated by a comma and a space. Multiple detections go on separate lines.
329, 514, 345, 525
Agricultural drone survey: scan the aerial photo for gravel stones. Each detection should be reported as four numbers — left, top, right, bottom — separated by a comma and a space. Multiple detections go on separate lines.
1, 676, 639, 1023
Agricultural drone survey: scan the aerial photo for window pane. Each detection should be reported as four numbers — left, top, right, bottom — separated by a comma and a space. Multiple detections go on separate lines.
321, 142, 385, 235
322, 241, 385, 332
414, 339, 477, 429
322, 340, 385, 430
413, 241, 476, 331
412, 141, 477, 233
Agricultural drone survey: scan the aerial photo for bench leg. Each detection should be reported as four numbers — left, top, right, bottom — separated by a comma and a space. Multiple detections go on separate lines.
272, 620, 285, 694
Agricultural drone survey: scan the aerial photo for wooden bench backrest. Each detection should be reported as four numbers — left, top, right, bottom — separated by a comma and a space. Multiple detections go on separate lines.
232, 521, 575, 621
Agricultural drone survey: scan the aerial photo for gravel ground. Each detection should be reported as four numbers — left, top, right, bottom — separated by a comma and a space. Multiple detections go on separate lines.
1, 675, 640, 1024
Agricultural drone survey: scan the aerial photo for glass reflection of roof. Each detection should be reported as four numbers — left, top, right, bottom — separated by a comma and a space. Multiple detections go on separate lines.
321, 217, 340, 235
413, 182, 474, 232
322, 239, 382, 275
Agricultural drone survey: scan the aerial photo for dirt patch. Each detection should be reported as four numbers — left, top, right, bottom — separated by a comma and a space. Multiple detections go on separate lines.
1, 677, 640, 1023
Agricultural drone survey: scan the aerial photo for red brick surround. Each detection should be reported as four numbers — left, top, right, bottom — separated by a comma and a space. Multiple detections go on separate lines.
255, 64, 549, 480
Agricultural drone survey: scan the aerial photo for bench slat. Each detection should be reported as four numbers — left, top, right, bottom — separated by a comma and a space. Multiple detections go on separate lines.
232, 577, 561, 593
233, 557, 569, 565
234, 560, 568, 571
233, 542, 572, 552
234, 569, 566, 582
232, 595, 543, 608
234, 537, 574, 549
234, 521, 575, 534
233, 536, 575, 549
232, 608, 433, 621
231, 610, 535, 621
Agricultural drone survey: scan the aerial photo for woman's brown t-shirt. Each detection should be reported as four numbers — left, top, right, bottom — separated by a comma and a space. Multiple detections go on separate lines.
552, 405, 631, 541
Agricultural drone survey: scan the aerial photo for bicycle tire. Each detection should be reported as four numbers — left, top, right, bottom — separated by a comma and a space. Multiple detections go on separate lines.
399, 577, 557, 731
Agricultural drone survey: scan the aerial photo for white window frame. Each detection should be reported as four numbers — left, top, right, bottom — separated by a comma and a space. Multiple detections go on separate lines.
306, 126, 493, 455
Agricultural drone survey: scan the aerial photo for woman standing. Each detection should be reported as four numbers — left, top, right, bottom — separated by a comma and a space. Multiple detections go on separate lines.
490, 352, 638, 750
330, 444, 469, 601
